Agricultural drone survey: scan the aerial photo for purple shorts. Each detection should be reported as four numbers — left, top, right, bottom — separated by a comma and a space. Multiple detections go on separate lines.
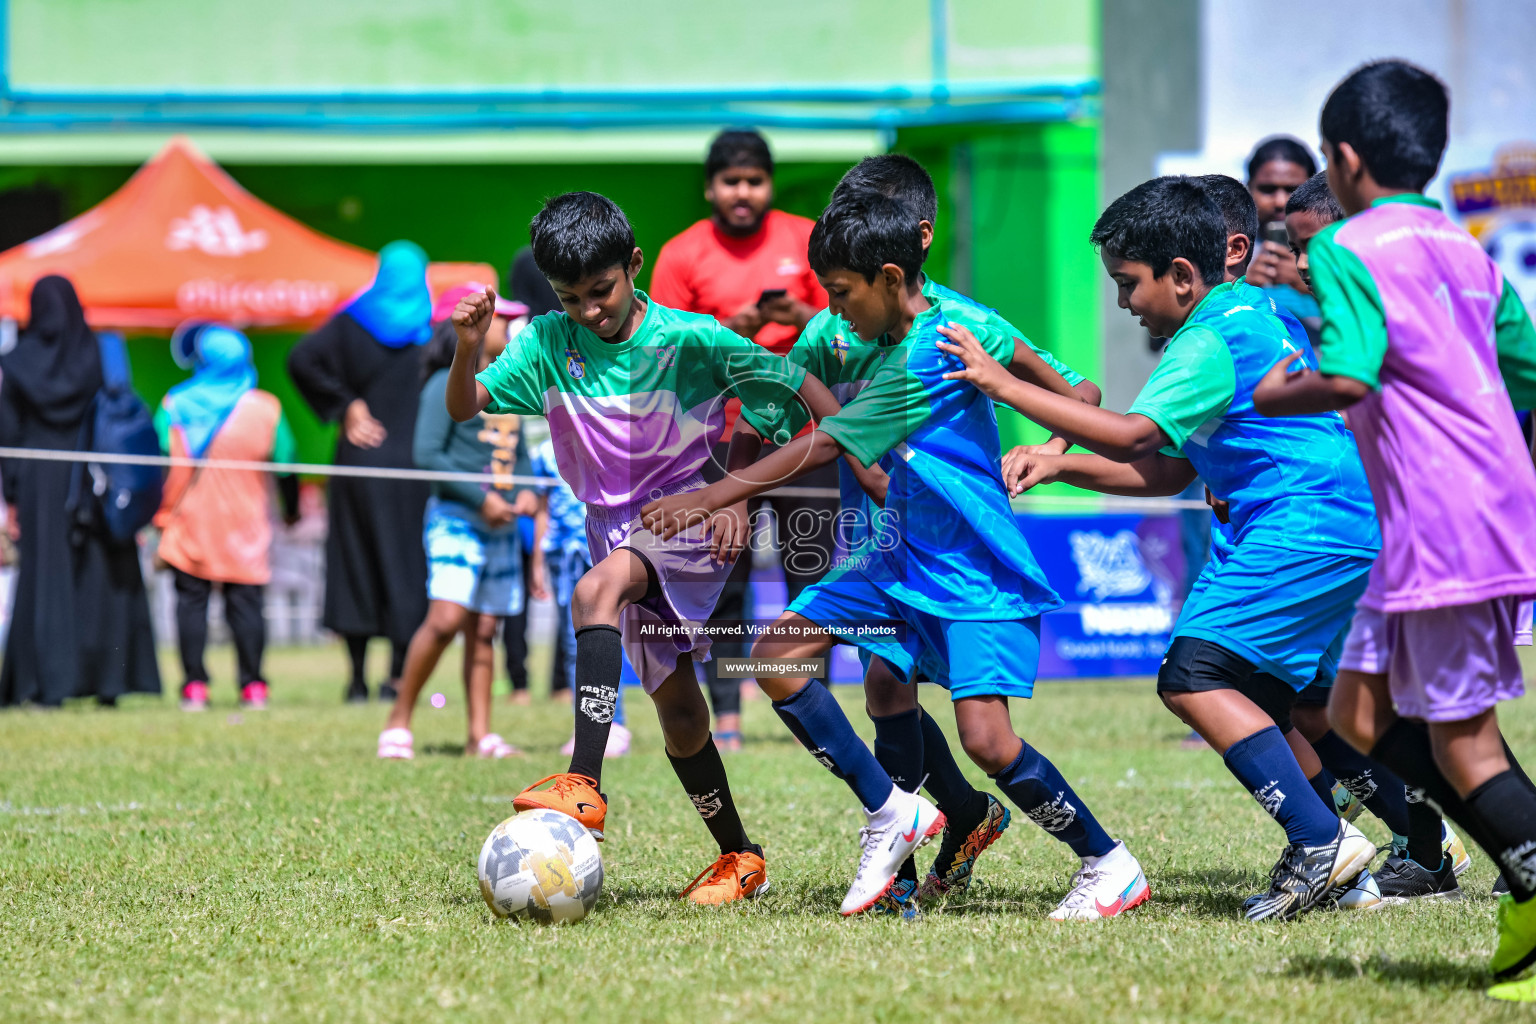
1340, 596, 1527, 722
584, 474, 732, 694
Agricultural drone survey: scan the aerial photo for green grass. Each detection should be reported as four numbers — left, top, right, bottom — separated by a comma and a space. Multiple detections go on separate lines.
3, 644, 1534, 1023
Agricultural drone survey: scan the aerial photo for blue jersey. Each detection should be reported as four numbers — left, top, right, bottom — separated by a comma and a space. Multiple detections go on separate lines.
531, 438, 589, 560
818, 297, 1061, 620
1131, 279, 1381, 557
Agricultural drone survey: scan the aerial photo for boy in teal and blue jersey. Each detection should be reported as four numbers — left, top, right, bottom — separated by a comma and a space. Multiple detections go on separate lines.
644, 192, 1148, 921
780, 154, 1106, 911
1197, 172, 1465, 905
940, 175, 1380, 922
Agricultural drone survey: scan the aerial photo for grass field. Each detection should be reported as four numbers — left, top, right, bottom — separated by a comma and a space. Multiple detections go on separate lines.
3, 643, 1534, 1023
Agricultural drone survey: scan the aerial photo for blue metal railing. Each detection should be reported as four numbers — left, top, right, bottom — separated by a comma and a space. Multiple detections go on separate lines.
0, 0, 1098, 132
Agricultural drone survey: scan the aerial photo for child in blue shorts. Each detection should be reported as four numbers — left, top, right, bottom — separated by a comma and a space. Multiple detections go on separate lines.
380, 299, 537, 760
939, 175, 1381, 921
645, 193, 1147, 920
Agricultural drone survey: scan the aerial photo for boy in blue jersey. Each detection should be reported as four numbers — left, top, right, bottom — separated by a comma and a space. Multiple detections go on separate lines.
1198, 173, 1467, 904
784, 155, 1111, 910
643, 193, 1148, 920
938, 175, 1380, 921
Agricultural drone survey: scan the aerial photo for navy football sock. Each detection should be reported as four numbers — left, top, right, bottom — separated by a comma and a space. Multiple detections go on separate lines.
990, 742, 1115, 858
918, 707, 988, 826
1223, 726, 1339, 847
871, 708, 924, 796
773, 683, 894, 811
1312, 729, 1411, 835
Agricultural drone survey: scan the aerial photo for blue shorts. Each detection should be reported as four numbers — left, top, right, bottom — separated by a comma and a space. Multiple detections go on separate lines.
788, 567, 1040, 700
1175, 544, 1371, 690
424, 498, 524, 617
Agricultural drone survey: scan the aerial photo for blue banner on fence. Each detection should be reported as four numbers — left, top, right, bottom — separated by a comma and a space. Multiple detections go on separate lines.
1019, 512, 1186, 679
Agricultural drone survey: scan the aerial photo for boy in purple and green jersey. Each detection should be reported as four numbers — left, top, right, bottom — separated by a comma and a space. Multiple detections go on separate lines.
1250, 60, 1536, 995
771, 155, 1105, 912
448, 191, 841, 907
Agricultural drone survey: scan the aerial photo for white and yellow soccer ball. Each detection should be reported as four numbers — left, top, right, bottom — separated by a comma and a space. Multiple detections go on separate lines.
477, 809, 603, 924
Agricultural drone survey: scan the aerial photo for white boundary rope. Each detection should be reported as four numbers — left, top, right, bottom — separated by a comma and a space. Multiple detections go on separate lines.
0, 446, 1213, 511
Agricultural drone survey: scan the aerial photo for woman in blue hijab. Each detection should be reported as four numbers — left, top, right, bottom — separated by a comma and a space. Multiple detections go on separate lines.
288, 241, 433, 702
157, 323, 301, 712
165, 323, 259, 457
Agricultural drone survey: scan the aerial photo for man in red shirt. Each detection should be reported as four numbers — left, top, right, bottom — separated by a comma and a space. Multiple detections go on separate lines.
651, 130, 827, 353
650, 130, 835, 751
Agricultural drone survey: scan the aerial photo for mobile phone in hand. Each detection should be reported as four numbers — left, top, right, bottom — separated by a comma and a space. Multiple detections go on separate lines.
1262, 221, 1290, 247
757, 288, 787, 306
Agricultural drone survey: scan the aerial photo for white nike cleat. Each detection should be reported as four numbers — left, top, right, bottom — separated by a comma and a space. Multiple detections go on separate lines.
1049, 841, 1151, 921
840, 789, 945, 916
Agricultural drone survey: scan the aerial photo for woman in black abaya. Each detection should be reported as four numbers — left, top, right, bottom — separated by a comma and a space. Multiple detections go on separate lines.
288, 242, 431, 702
0, 275, 161, 706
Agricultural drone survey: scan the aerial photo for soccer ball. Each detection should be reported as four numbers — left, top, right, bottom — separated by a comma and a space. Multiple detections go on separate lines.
477, 809, 603, 924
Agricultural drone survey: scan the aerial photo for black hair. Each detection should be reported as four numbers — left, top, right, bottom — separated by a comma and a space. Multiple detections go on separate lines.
808, 192, 924, 284
705, 129, 774, 180
1246, 135, 1318, 182
1197, 173, 1259, 250
1285, 171, 1345, 223
1090, 176, 1229, 286
1320, 60, 1448, 191
420, 319, 459, 386
529, 191, 636, 285
832, 154, 939, 228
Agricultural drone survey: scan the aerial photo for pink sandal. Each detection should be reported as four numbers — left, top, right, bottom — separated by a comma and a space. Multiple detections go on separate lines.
378, 727, 414, 760
475, 733, 521, 759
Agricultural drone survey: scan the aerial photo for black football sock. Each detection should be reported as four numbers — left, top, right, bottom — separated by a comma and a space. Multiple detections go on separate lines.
668, 737, 752, 855
1312, 729, 1412, 836
568, 625, 621, 786
1466, 770, 1536, 902
1504, 739, 1535, 790
1404, 792, 1446, 867
1371, 718, 1497, 867
872, 708, 924, 794
1307, 766, 1340, 813
346, 635, 367, 688
918, 707, 989, 828
873, 708, 924, 884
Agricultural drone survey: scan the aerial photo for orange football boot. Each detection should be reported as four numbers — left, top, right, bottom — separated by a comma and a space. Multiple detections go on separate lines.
679, 849, 769, 905
512, 773, 607, 840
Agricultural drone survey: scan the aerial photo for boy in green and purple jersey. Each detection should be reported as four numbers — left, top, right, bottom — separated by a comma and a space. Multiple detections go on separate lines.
1251, 61, 1536, 998
447, 191, 841, 906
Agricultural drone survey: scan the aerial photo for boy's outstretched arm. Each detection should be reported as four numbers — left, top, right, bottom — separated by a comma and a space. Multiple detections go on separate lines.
936, 323, 1167, 462
1005, 448, 1197, 498
643, 429, 845, 540
1007, 341, 1103, 455
445, 287, 496, 422
753, 369, 889, 504
1251, 351, 1370, 416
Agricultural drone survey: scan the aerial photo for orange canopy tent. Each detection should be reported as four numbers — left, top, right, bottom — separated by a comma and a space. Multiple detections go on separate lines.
0, 137, 496, 330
